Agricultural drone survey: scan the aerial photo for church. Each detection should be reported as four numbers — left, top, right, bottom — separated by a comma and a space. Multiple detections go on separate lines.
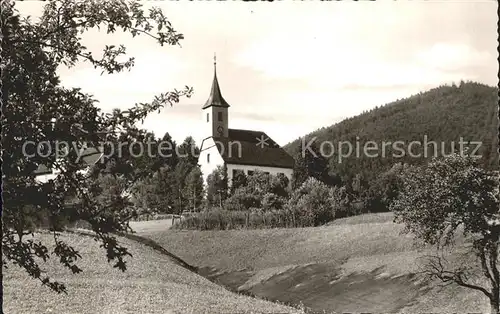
198, 58, 294, 188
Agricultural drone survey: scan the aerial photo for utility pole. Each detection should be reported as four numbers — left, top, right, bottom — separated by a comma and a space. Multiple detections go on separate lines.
178, 187, 182, 215
217, 189, 222, 208
193, 185, 196, 212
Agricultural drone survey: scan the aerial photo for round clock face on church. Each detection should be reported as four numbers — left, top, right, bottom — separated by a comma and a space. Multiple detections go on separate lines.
217, 126, 224, 136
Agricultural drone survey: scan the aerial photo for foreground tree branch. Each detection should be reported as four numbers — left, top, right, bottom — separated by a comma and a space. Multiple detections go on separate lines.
1, 0, 192, 293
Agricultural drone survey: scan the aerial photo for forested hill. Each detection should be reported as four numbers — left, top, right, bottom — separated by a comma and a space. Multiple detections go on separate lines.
284, 81, 498, 182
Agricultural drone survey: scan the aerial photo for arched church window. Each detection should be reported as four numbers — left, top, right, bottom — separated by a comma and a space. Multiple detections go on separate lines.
207, 113, 209, 122
218, 111, 223, 122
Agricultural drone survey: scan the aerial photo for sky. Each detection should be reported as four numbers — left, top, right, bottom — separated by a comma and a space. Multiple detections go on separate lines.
17, 1, 498, 146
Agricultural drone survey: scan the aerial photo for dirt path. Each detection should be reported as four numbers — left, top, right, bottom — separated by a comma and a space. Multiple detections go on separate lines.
129, 219, 173, 234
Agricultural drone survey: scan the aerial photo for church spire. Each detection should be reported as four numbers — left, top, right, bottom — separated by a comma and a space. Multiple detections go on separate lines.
202, 53, 230, 109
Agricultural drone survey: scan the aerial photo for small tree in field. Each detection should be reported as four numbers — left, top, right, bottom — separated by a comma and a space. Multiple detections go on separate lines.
391, 153, 500, 313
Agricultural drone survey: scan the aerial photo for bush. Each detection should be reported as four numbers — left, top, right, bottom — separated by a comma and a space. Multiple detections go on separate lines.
286, 177, 334, 226
14, 204, 80, 232
366, 163, 406, 212
329, 185, 356, 219
224, 188, 260, 211
261, 193, 286, 211
224, 171, 290, 212
176, 175, 373, 230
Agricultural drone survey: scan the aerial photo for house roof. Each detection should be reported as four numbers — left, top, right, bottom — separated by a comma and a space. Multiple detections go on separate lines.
211, 128, 294, 169
202, 59, 230, 109
34, 147, 103, 175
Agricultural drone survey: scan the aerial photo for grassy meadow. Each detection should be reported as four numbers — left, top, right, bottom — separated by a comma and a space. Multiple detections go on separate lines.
141, 213, 488, 313
3, 231, 303, 314
4, 213, 488, 313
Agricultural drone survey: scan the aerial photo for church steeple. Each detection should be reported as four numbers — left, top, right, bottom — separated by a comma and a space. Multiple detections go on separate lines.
202, 53, 230, 109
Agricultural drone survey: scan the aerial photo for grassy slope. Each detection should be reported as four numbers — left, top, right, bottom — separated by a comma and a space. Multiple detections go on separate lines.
142, 214, 489, 313
3, 232, 303, 314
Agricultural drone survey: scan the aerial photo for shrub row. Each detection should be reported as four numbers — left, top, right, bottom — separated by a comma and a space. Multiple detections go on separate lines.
131, 213, 175, 221
171, 208, 308, 230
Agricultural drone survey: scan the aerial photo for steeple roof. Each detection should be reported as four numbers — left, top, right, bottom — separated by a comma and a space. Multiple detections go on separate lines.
202, 55, 230, 109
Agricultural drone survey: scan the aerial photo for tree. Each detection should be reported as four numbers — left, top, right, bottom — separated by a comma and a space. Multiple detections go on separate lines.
224, 171, 288, 212
184, 165, 204, 211
177, 136, 199, 168
159, 132, 179, 169
287, 177, 334, 226
329, 185, 355, 219
261, 192, 285, 211
131, 175, 156, 211
230, 170, 247, 194
132, 166, 176, 214
351, 173, 368, 198
224, 188, 261, 211
205, 165, 228, 207
291, 139, 332, 189
170, 159, 188, 213
269, 173, 290, 199
246, 171, 272, 195
103, 129, 177, 215
366, 163, 407, 212
169, 137, 201, 213
130, 133, 199, 215
291, 140, 309, 189
391, 153, 500, 313
93, 174, 146, 220
2, 0, 192, 293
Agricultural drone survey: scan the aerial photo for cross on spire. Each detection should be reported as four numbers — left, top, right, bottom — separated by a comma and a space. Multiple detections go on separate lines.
214, 52, 217, 69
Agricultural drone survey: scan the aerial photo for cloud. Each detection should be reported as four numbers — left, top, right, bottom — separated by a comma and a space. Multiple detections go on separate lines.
233, 1, 497, 91
15, 1, 498, 145
415, 43, 493, 72
233, 112, 276, 122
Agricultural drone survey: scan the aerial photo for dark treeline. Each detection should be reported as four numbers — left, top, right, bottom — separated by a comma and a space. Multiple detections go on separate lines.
285, 81, 498, 179
122, 133, 204, 216
284, 81, 498, 195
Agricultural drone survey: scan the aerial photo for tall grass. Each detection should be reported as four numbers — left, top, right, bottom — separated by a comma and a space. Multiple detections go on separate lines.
131, 213, 177, 221
172, 209, 301, 230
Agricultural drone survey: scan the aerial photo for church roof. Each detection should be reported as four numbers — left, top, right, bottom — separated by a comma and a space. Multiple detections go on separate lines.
202, 58, 230, 109
212, 129, 294, 169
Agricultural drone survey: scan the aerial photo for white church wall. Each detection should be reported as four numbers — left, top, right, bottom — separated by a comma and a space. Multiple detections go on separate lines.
199, 137, 225, 184
35, 172, 59, 184
226, 163, 293, 187
35, 166, 92, 184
